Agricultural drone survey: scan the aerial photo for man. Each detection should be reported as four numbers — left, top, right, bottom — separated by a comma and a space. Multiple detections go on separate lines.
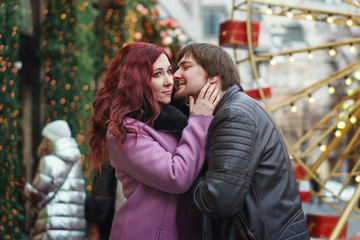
173, 43, 310, 240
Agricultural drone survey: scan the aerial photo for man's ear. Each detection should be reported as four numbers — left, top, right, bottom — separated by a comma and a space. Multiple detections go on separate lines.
207, 75, 221, 84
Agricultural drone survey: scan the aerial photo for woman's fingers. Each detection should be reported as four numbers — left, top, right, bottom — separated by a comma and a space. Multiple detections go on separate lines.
190, 82, 221, 115
209, 86, 220, 104
188, 96, 195, 110
197, 82, 211, 100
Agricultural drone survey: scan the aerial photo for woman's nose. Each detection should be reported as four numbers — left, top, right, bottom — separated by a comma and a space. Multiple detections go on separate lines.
165, 74, 174, 85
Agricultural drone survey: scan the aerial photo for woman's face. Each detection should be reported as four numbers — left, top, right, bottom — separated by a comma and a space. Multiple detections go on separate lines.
151, 53, 174, 104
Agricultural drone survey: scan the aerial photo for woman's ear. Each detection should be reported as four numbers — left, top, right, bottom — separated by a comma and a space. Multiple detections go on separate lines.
207, 75, 221, 84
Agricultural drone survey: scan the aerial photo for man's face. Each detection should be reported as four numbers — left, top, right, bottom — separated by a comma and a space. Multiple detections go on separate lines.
173, 54, 207, 103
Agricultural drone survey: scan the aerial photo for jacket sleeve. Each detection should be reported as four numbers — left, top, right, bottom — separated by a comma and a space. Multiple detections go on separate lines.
108, 114, 213, 194
24, 156, 66, 205
192, 107, 257, 218
85, 163, 117, 224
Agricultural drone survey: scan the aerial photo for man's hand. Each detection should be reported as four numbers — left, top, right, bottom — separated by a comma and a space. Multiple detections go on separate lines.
190, 82, 220, 115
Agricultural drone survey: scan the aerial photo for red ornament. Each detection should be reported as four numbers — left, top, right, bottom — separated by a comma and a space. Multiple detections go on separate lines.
219, 20, 260, 49
298, 180, 311, 203
245, 87, 271, 100
307, 213, 347, 239
292, 162, 307, 180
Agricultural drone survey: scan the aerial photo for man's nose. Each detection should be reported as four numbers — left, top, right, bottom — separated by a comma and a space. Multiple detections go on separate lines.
173, 69, 181, 81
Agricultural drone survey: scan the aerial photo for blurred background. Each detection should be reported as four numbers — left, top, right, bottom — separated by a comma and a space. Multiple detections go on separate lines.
1, 0, 360, 239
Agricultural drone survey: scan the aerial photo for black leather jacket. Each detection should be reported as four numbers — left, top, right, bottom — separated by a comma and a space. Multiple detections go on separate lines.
192, 86, 310, 240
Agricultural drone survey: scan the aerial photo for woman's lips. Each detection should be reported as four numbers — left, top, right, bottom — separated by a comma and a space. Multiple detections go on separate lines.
163, 90, 172, 95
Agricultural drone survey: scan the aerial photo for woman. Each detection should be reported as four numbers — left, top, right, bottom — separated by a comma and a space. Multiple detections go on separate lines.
24, 120, 86, 240
86, 42, 219, 240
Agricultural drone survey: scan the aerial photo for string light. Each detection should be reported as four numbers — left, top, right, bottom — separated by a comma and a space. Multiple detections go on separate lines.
307, 50, 314, 60
346, 17, 353, 26
270, 56, 277, 65
328, 84, 335, 94
266, 5, 273, 15
308, 94, 315, 103
306, 12, 313, 20
350, 115, 357, 124
355, 175, 360, 183
290, 103, 298, 112
349, 43, 356, 53
288, 54, 295, 63
337, 120, 346, 129
319, 143, 327, 152
334, 130, 342, 137
329, 47, 336, 56
353, 70, 360, 80
2, 2, 24, 239
327, 15, 334, 23
347, 89, 354, 96
345, 76, 352, 85
286, 9, 294, 18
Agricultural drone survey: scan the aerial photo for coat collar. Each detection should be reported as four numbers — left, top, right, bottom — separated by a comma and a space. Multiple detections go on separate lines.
213, 85, 241, 115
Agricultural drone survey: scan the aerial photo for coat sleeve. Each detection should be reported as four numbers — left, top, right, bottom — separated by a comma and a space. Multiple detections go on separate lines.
24, 156, 66, 204
192, 108, 258, 218
108, 114, 213, 194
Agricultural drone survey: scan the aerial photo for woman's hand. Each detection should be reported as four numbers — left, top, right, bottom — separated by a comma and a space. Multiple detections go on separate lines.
189, 82, 220, 115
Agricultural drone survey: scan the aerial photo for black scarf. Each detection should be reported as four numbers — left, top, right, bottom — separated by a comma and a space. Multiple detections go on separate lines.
153, 100, 188, 132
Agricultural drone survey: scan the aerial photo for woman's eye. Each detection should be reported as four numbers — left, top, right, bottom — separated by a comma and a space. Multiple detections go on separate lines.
153, 72, 160, 77
167, 69, 172, 75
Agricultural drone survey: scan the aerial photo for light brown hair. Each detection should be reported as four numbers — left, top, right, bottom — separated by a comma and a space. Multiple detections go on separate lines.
177, 43, 243, 91
37, 138, 53, 159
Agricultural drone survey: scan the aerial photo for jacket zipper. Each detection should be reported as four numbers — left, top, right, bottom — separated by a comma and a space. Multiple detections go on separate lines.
234, 214, 256, 240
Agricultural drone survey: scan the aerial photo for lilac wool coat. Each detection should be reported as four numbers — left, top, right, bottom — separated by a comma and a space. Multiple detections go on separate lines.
107, 113, 213, 240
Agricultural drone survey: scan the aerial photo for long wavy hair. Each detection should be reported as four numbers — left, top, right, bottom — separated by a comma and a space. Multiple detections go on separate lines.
86, 42, 170, 173
37, 137, 53, 159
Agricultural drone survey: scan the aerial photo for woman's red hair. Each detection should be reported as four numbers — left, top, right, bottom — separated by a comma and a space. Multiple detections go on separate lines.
86, 42, 170, 173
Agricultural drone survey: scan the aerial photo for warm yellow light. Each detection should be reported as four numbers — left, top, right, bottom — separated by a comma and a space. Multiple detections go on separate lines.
334, 130, 342, 137
270, 58, 277, 65
319, 144, 327, 152
347, 89, 354, 96
346, 18, 353, 26
290, 104, 297, 112
306, 14, 313, 20
350, 116, 357, 124
355, 175, 360, 183
349, 44, 356, 53
307, 51, 314, 60
337, 120, 346, 129
327, 16, 334, 23
353, 71, 360, 80
345, 77, 352, 85
329, 48, 336, 56
308, 95, 315, 103
287, 10, 294, 18
288, 54, 295, 63
266, 6, 272, 15
328, 85, 335, 94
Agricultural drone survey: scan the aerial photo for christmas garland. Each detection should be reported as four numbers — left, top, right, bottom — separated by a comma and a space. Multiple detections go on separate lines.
0, 1, 25, 239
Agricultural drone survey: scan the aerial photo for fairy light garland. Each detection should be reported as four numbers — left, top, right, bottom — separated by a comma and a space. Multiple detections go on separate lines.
0, 1, 24, 239
42, 0, 98, 192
